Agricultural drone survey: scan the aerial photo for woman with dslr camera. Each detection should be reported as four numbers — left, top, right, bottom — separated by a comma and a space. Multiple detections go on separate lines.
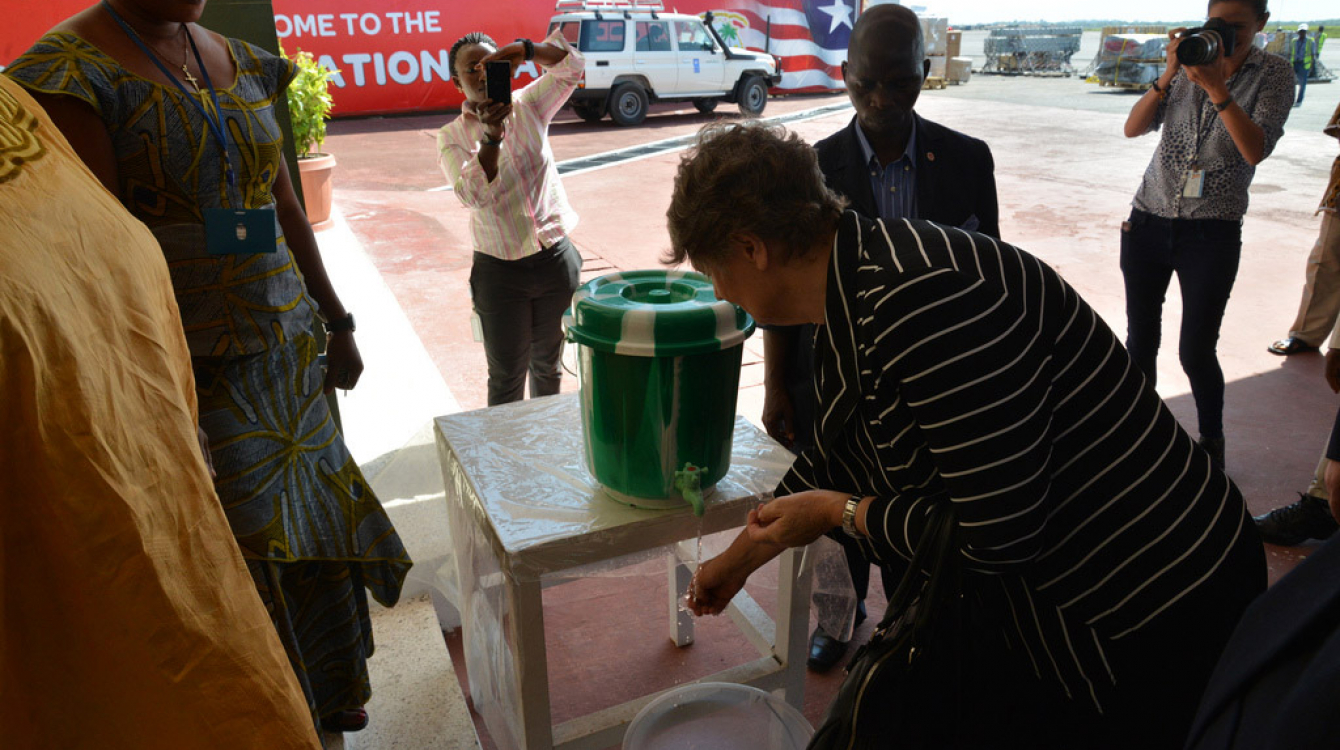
1121, 0, 1293, 470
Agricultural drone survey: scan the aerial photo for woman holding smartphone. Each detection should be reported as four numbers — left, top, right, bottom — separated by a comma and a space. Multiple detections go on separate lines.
1120, 0, 1294, 469
438, 32, 585, 406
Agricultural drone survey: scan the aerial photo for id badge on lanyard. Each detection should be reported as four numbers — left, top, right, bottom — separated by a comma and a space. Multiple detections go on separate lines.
205, 207, 278, 254
105, 1, 252, 243
1183, 91, 1222, 201
1183, 165, 1206, 199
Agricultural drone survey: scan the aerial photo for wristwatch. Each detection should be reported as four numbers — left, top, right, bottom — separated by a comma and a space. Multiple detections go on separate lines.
841, 494, 864, 538
480, 132, 504, 148
325, 312, 356, 333
1212, 97, 1234, 113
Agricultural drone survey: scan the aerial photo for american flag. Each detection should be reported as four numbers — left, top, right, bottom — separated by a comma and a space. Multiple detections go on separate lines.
730, 0, 853, 92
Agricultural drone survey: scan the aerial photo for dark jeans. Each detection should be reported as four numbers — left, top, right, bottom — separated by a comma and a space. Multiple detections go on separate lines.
1294, 60, 1309, 104
1120, 209, 1241, 438
470, 238, 582, 406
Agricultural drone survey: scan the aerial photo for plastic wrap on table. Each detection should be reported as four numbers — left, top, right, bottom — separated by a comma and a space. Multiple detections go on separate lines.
434, 394, 855, 749
436, 395, 795, 584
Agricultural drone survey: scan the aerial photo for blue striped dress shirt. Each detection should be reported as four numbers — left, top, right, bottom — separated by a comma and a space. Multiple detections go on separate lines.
854, 120, 918, 222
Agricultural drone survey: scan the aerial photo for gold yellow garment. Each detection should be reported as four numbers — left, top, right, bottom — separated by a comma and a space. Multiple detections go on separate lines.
0, 77, 318, 749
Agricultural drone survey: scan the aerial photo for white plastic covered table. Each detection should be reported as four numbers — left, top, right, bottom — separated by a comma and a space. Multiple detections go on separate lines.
434, 394, 811, 750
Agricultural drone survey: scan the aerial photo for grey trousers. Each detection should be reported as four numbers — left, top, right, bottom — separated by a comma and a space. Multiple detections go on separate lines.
470, 238, 582, 406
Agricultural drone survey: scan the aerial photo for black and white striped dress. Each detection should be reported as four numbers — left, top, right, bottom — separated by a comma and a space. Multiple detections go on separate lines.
780, 212, 1265, 718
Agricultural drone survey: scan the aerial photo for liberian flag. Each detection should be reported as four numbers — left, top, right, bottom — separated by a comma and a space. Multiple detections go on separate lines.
728, 0, 853, 92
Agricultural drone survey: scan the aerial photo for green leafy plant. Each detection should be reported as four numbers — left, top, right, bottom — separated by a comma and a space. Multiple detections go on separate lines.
282, 44, 338, 158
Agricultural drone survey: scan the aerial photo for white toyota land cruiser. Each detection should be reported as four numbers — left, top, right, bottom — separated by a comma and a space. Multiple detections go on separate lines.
546, 0, 782, 126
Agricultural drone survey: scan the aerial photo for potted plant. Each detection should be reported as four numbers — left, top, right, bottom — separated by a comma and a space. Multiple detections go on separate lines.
284, 45, 339, 225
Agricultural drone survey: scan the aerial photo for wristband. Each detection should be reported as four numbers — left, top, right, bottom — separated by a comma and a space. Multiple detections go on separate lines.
1149, 80, 1167, 99
480, 133, 503, 148
516, 37, 534, 61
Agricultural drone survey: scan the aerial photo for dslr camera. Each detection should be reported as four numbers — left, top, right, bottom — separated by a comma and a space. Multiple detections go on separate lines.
1176, 18, 1237, 66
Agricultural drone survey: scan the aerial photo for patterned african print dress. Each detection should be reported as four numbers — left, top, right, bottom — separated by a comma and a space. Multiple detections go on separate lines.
6, 33, 411, 722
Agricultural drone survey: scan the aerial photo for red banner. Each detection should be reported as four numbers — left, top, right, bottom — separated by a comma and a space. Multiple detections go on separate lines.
2, 1, 828, 118
1, 4, 83, 67
272, 0, 732, 115
273, 0, 570, 115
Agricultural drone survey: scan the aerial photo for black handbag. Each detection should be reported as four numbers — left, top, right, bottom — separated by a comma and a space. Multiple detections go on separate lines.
807, 502, 963, 750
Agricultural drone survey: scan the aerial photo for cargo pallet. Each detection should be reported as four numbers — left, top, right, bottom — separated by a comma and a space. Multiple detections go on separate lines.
981, 26, 1082, 77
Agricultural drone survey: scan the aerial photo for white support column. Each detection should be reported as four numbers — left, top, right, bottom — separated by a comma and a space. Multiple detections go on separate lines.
667, 547, 695, 647
774, 544, 814, 710
509, 578, 555, 749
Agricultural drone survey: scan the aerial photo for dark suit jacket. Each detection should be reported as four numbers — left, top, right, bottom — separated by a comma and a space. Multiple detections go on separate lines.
814, 113, 999, 239
776, 113, 1000, 455
1184, 534, 1340, 750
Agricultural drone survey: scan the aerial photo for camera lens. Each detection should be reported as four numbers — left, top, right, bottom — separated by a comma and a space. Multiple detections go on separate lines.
1177, 34, 1217, 66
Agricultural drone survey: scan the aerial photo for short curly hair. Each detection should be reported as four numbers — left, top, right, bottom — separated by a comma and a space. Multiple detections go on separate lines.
450, 32, 498, 81
664, 121, 847, 272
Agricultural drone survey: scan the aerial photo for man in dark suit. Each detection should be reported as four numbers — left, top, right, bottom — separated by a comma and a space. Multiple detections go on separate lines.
1185, 535, 1340, 749
761, 2, 1000, 671
1187, 394, 1340, 749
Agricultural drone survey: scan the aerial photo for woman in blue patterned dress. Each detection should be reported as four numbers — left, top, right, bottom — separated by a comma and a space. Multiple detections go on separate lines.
5, 0, 411, 734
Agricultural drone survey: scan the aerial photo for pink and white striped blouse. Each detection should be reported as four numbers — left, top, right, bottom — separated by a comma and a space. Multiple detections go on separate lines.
437, 33, 584, 261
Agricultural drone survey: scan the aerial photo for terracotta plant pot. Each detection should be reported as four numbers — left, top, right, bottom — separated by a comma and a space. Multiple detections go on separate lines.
297, 152, 336, 226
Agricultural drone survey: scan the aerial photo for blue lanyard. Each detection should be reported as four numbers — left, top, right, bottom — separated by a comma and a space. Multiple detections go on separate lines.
101, 1, 235, 187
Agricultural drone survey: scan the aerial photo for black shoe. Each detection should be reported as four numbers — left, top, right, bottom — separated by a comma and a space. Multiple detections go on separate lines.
320, 708, 369, 733
1199, 435, 1226, 471
1255, 493, 1339, 546
1267, 337, 1319, 355
807, 600, 868, 672
807, 625, 849, 672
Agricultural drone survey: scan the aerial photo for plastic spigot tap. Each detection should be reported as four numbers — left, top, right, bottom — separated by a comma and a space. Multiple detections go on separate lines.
675, 463, 707, 517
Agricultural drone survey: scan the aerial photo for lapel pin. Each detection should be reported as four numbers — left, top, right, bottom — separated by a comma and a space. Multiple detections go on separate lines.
926, 151, 936, 162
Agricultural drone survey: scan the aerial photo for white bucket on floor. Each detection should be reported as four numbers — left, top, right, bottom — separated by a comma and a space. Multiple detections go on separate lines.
623, 682, 813, 749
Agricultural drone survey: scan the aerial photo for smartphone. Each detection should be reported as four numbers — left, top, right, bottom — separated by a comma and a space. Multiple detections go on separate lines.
485, 60, 512, 105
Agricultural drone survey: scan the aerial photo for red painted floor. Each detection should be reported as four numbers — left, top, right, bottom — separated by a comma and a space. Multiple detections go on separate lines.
324, 84, 1335, 746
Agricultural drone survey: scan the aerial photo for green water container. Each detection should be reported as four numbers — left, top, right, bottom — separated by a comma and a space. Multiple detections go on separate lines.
564, 270, 755, 513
